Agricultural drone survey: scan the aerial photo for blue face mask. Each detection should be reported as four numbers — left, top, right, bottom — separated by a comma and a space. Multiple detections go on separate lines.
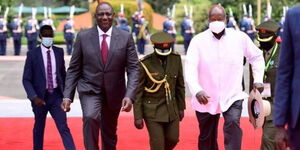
42, 37, 53, 47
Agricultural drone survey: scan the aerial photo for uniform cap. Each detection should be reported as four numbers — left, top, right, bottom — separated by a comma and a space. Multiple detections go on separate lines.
150, 32, 175, 49
256, 20, 280, 33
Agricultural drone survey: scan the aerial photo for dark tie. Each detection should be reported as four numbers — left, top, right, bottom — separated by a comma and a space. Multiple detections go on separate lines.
47, 50, 54, 93
101, 34, 108, 65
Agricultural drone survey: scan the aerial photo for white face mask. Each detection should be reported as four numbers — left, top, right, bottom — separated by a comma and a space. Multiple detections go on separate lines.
209, 21, 226, 34
42, 37, 53, 47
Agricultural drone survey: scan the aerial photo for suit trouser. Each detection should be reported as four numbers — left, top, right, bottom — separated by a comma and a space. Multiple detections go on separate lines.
0, 39, 7, 55
13, 39, 21, 55
196, 100, 243, 150
145, 119, 179, 150
80, 92, 120, 150
32, 89, 76, 150
288, 118, 300, 150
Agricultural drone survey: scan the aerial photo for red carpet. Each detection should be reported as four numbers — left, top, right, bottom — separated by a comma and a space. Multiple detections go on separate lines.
0, 116, 262, 150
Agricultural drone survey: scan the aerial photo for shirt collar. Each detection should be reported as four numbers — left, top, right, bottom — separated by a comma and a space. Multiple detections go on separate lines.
209, 28, 228, 40
41, 44, 52, 52
97, 26, 112, 37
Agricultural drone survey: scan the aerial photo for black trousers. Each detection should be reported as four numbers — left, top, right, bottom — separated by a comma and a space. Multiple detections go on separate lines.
196, 100, 243, 150
32, 88, 76, 150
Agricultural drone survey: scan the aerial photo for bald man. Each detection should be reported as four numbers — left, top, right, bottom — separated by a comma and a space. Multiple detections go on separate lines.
62, 2, 139, 150
185, 5, 265, 150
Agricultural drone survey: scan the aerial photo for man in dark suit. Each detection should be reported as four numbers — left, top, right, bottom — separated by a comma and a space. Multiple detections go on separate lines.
61, 2, 139, 150
22, 25, 76, 150
274, 5, 300, 150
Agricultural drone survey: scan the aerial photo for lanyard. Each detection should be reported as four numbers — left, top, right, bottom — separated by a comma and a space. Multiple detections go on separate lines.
264, 42, 278, 72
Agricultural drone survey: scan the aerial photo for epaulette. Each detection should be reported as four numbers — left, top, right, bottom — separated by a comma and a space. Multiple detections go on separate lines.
139, 54, 151, 62
171, 51, 180, 56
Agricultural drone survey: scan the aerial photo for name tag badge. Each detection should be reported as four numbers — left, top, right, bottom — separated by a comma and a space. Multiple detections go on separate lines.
261, 83, 271, 97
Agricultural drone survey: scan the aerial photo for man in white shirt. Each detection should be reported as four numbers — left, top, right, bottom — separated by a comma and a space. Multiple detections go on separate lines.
185, 5, 265, 150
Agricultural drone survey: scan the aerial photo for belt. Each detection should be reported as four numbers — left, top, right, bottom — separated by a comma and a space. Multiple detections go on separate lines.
46, 88, 59, 93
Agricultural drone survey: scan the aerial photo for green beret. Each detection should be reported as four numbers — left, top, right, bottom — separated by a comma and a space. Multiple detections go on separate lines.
150, 32, 175, 49
256, 20, 280, 33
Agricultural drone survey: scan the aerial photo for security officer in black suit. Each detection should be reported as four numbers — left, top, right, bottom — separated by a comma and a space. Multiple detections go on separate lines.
0, 15, 8, 55
134, 32, 185, 150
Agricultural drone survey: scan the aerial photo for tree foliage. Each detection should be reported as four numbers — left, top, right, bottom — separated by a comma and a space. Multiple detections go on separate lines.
211, 0, 300, 23
145, 0, 179, 14
173, 0, 211, 33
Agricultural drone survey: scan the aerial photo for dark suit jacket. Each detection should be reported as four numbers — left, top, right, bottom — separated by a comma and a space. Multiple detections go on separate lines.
23, 46, 66, 100
63, 26, 139, 110
274, 5, 300, 128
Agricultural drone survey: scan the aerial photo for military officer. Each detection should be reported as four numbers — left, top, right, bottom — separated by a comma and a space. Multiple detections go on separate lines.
131, 11, 140, 40
133, 32, 185, 150
136, 16, 149, 55
181, 16, 195, 54
227, 8, 239, 30
239, 13, 249, 34
278, 15, 285, 38
247, 15, 256, 41
116, 13, 130, 32
63, 18, 75, 55
227, 15, 238, 30
250, 20, 281, 150
25, 17, 39, 51
163, 16, 176, 50
41, 17, 56, 31
115, 12, 126, 26
0, 15, 8, 55
10, 16, 23, 55
118, 19, 131, 32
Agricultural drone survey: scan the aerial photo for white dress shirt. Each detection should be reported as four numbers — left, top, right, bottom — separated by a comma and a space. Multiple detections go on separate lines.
97, 26, 112, 50
41, 44, 57, 89
185, 28, 265, 114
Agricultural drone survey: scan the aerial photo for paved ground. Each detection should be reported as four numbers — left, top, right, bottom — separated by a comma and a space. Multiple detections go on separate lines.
0, 43, 251, 117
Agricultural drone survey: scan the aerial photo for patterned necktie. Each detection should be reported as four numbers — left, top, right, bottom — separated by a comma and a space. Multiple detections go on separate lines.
47, 50, 54, 93
101, 34, 108, 65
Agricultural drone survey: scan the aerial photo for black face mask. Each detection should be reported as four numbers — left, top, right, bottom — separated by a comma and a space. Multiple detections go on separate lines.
259, 41, 275, 51
258, 34, 277, 51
